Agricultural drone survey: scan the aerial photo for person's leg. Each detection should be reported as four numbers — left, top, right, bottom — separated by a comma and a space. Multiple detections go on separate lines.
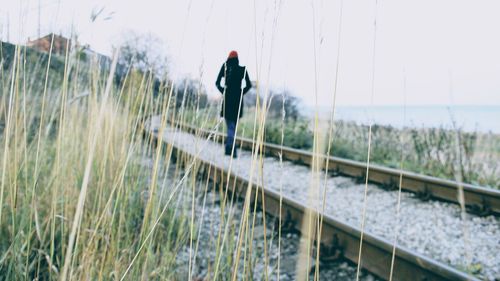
224, 119, 230, 153
225, 119, 237, 156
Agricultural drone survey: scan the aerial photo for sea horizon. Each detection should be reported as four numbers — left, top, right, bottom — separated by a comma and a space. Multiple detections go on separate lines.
303, 105, 500, 134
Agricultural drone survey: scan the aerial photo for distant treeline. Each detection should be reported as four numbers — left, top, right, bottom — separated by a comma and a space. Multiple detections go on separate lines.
0, 40, 208, 110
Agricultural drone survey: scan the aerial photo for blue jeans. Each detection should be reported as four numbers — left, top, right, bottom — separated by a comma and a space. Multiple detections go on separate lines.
225, 119, 237, 156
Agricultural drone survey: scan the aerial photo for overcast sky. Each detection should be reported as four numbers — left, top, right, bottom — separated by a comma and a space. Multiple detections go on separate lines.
1, 0, 500, 107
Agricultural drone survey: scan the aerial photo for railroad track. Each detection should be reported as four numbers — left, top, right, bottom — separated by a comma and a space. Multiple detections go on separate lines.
147, 121, 480, 281
170, 121, 500, 216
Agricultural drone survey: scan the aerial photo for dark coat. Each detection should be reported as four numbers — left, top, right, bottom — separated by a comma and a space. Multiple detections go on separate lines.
215, 57, 252, 121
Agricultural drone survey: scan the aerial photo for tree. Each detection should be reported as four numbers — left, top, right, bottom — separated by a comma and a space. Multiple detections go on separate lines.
172, 77, 208, 110
266, 89, 301, 121
243, 84, 261, 108
243, 87, 262, 108
114, 31, 168, 83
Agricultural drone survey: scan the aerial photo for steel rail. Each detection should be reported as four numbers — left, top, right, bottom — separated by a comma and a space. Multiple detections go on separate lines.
147, 125, 479, 281
172, 121, 500, 216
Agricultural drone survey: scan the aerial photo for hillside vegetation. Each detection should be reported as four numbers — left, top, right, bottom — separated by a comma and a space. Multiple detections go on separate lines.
0, 40, 196, 280
183, 106, 500, 189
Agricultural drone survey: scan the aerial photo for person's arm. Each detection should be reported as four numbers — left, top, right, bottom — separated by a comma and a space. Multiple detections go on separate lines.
215, 64, 225, 94
243, 68, 251, 94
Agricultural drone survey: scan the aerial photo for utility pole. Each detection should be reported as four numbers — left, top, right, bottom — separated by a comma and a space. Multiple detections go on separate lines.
0, 13, 3, 41
38, 0, 41, 38
6, 13, 9, 42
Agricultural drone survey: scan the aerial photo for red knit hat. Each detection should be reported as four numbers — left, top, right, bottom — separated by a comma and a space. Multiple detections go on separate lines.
228, 50, 238, 59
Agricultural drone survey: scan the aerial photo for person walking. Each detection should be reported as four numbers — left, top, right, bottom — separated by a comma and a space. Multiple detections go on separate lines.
215, 50, 252, 157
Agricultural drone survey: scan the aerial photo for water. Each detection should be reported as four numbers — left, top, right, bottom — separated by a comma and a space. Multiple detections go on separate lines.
306, 105, 500, 134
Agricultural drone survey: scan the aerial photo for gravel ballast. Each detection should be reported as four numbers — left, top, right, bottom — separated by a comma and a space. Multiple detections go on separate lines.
154, 124, 500, 280
150, 154, 379, 280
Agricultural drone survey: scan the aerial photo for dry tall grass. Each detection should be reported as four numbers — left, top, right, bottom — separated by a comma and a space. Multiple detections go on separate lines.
0, 41, 198, 280
0, 35, 301, 280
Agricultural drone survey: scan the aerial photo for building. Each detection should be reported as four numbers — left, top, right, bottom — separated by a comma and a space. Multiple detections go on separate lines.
26, 34, 111, 68
27, 33, 71, 56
